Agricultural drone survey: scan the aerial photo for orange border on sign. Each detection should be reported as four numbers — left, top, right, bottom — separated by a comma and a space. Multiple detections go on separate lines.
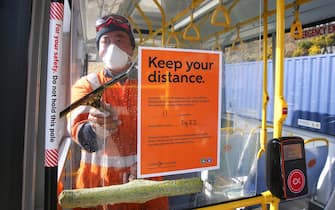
137, 47, 222, 178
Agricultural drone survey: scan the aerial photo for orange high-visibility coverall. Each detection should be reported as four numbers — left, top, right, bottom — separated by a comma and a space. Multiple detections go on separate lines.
69, 70, 168, 210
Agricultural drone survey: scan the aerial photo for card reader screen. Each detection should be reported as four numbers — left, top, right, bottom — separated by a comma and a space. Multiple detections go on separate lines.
283, 143, 302, 161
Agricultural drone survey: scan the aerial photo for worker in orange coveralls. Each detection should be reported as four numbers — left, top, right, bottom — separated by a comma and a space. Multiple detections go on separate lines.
68, 14, 168, 210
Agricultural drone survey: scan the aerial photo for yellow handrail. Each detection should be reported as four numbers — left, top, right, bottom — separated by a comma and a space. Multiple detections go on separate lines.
196, 190, 279, 210
211, 32, 222, 51
238, 124, 273, 159
135, 3, 153, 34
247, 125, 273, 138
290, 1, 303, 39
127, 16, 143, 43
166, 33, 181, 47
183, 23, 201, 41
231, 24, 244, 50
183, 0, 201, 41
220, 127, 244, 135
153, 0, 166, 46
137, 0, 312, 45
166, 21, 181, 48
202, 0, 312, 45
305, 137, 329, 146
210, 0, 231, 28
141, 0, 205, 43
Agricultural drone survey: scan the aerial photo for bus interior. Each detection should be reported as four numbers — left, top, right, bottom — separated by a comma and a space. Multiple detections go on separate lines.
3, 0, 335, 209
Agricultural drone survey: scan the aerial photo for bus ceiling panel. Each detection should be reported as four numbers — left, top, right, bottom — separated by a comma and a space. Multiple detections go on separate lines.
297, 0, 335, 26
228, 0, 263, 26
161, 0, 215, 22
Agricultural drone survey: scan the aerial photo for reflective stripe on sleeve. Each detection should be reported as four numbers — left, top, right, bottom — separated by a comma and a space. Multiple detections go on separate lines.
81, 151, 137, 168
86, 73, 101, 90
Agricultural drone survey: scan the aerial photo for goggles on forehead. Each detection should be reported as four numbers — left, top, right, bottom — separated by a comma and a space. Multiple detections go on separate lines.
96, 14, 132, 33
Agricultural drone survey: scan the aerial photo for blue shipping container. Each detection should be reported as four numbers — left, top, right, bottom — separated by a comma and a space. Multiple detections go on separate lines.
224, 53, 335, 135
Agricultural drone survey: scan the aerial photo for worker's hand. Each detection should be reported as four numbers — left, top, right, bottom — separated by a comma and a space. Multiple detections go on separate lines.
88, 103, 121, 139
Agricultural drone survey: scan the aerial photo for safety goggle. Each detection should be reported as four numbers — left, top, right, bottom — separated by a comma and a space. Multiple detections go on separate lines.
95, 14, 132, 33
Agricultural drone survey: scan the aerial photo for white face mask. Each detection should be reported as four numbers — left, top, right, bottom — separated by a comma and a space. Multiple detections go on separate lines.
102, 44, 130, 70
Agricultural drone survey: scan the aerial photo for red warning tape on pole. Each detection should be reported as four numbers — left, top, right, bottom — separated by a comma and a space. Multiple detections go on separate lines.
45, 149, 59, 167
50, 1, 64, 20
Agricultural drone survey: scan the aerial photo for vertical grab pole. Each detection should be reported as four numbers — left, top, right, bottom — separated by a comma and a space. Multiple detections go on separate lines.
269, 1, 287, 209
45, 0, 64, 209
273, 0, 287, 139
258, 0, 269, 158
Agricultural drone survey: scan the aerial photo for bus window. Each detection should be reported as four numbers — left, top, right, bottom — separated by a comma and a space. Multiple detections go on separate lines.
50, 1, 335, 210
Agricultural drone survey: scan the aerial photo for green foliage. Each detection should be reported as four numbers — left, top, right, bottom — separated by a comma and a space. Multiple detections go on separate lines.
327, 34, 335, 45
292, 33, 335, 57
308, 45, 321, 55
297, 40, 313, 49
225, 31, 335, 63
292, 47, 305, 57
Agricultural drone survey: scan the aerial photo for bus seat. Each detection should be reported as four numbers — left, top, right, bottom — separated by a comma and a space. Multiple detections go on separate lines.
237, 127, 273, 180
305, 144, 328, 195
220, 132, 249, 178
308, 157, 335, 209
243, 152, 266, 196
236, 131, 260, 176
